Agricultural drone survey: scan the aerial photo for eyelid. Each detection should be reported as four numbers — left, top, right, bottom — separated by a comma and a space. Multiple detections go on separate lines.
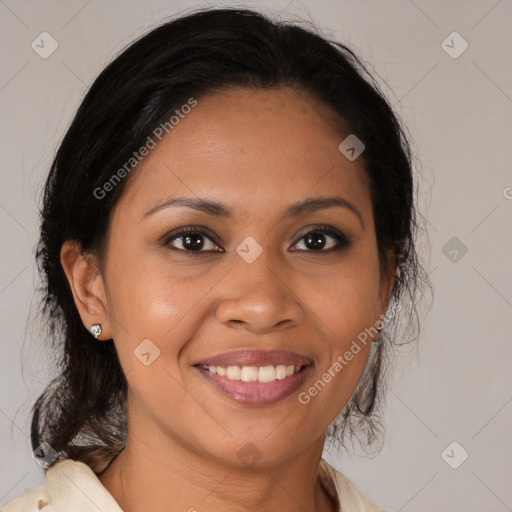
292, 223, 348, 242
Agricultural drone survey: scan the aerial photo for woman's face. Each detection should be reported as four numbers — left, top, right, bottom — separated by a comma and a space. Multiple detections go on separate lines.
84, 87, 394, 466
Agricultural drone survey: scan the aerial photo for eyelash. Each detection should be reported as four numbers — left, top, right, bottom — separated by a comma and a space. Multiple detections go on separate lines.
163, 224, 352, 255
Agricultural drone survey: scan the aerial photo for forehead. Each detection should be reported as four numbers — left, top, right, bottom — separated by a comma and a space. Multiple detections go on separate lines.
114, 87, 371, 222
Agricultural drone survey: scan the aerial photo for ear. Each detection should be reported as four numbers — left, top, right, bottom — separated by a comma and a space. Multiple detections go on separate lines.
377, 247, 398, 321
60, 240, 112, 340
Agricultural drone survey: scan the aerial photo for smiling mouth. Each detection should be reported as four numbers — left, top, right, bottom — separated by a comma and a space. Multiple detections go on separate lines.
198, 363, 308, 383
194, 363, 314, 405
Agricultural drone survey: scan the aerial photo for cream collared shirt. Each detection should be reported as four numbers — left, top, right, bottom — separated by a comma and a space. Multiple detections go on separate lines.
1, 458, 386, 511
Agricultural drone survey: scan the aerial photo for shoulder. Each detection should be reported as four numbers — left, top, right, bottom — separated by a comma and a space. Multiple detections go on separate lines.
1, 459, 123, 512
319, 458, 392, 512
1, 485, 50, 512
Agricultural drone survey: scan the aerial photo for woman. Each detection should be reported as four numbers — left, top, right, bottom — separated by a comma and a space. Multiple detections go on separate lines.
2, 6, 430, 512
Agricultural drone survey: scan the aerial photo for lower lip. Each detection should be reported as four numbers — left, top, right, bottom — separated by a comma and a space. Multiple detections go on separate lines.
196, 365, 314, 405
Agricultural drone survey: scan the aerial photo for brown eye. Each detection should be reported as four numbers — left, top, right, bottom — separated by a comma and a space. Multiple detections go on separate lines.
163, 225, 352, 255
291, 226, 352, 253
164, 227, 222, 253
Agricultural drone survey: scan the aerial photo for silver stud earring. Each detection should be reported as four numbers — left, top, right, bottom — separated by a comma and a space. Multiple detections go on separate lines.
90, 324, 102, 339
372, 324, 383, 343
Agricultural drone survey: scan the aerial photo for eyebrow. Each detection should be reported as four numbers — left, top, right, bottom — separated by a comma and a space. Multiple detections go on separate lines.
141, 195, 364, 227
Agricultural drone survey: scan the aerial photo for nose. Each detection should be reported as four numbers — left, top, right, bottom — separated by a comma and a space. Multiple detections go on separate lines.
215, 255, 305, 334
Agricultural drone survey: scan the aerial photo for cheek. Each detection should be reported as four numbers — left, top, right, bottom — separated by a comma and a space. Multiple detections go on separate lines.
305, 254, 382, 341
299, 254, 380, 401
104, 243, 221, 378
105, 235, 186, 328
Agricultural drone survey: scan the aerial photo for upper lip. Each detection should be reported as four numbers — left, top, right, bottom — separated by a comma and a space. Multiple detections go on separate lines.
193, 349, 313, 367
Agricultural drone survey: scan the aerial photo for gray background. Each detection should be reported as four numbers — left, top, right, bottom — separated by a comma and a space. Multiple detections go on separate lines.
1, 1, 511, 510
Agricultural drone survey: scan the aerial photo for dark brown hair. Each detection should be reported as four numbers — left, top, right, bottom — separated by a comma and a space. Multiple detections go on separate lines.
30, 6, 432, 474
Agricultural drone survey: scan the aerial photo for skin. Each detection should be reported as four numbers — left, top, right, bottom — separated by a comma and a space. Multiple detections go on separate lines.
61, 87, 395, 512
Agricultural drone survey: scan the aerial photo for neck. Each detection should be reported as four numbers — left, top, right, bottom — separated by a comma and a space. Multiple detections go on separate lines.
98, 426, 336, 512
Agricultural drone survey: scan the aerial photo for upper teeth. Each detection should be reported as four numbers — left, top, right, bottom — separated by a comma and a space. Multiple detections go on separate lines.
202, 364, 301, 382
